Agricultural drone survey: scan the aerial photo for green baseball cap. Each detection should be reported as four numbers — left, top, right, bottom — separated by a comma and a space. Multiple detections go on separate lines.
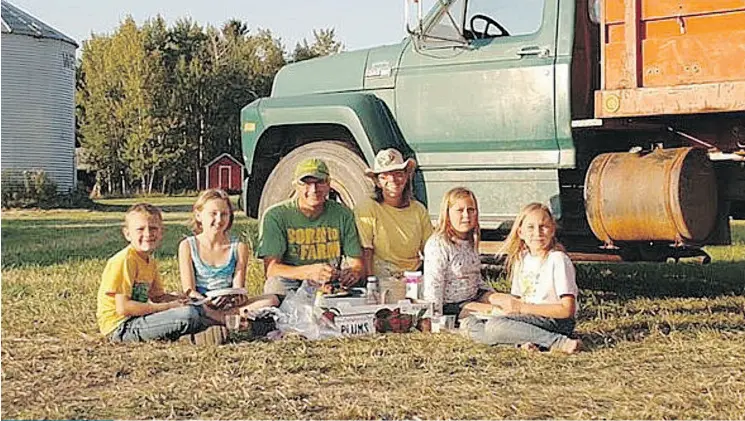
294, 158, 330, 182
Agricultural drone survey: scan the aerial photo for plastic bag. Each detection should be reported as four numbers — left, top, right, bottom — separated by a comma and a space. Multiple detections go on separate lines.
275, 281, 341, 340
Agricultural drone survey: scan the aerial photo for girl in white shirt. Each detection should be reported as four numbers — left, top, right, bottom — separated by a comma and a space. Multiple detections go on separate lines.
460, 202, 582, 353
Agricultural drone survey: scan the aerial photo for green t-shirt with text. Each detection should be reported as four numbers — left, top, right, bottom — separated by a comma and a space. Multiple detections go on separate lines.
257, 199, 362, 267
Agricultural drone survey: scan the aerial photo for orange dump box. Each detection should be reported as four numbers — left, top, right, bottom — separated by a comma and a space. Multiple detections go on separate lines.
595, 0, 745, 118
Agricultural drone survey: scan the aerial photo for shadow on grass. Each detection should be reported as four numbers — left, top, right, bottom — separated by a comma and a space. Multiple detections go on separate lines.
577, 262, 745, 350
0, 224, 193, 268
580, 318, 745, 350
578, 262, 745, 299
1, 219, 259, 268
483, 261, 745, 299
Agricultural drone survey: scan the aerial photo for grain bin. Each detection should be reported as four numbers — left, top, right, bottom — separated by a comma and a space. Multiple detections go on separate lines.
1, 0, 78, 191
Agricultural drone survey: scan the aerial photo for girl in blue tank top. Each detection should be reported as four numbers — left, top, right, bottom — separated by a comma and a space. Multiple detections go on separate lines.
179, 189, 278, 318
187, 235, 238, 294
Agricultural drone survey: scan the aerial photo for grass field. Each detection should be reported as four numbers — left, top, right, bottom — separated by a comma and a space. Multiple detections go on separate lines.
2, 197, 745, 419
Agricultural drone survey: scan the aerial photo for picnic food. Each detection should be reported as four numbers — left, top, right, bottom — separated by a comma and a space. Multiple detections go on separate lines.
416, 317, 432, 333
373, 308, 429, 333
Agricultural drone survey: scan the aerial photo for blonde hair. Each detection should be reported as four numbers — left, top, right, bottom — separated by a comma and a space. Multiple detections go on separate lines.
434, 187, 480, 249
189, 189, 234, 234
499, 202, 564, 279
122, 203, 163, 239
124, 203, 163, 225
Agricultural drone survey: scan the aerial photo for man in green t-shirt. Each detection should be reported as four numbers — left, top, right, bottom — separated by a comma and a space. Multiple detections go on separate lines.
257, 158, 363, 297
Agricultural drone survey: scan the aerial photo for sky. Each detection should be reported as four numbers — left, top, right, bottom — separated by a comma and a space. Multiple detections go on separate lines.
7, 0, 436, 53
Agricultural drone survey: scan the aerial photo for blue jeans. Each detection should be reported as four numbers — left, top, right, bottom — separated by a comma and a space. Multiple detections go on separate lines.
109, 305, 216, 343
462, 314, 575, 349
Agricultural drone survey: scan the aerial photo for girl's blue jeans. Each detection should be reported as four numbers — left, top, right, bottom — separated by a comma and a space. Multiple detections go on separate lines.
462, 313, 576, 349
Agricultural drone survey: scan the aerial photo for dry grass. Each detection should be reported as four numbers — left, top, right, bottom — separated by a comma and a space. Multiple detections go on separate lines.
2, 200, 745, 419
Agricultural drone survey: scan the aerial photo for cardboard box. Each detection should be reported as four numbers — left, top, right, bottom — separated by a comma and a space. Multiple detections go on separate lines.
317, 298, 434, 337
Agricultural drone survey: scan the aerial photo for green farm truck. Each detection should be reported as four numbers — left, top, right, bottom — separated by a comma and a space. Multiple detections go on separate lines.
240, 0, 745, 261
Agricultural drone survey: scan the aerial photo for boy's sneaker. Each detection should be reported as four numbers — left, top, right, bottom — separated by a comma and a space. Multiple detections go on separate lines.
251, 317, 277, 338
550, 337, 582, 354
193, 326, 229, 346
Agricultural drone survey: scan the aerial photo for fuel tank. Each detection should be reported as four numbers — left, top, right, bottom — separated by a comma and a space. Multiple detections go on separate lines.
584, 147, 717, 244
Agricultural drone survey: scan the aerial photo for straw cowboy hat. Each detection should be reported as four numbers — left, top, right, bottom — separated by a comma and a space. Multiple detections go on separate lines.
364, 148, 417, 178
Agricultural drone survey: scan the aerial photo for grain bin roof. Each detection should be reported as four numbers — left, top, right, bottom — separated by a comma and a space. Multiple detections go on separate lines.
1, 0, 78, 47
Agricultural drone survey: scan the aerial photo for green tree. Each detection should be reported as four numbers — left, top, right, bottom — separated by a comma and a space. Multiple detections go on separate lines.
77, 33, 128, 194
76, 16, 303, 194
292, 28, 343, 62
115, 17, 161, 193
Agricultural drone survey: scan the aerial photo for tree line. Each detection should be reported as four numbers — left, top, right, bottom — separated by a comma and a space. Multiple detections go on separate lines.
76, 16, 342, 196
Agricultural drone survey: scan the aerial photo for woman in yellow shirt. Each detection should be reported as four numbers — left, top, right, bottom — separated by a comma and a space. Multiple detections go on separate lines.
354, 148, 433, 280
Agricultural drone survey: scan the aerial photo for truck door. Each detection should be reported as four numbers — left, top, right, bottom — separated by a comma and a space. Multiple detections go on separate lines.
396, 0, 559, 170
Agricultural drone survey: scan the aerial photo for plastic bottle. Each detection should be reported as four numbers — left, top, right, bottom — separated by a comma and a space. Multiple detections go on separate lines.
366, 276, 379, 305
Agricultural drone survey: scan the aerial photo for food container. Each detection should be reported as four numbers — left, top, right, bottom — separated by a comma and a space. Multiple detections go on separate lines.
403, 271, 422, 300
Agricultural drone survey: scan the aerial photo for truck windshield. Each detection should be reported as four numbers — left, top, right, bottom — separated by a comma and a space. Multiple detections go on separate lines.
420, 0, 545, 44
465, 0, 545, 38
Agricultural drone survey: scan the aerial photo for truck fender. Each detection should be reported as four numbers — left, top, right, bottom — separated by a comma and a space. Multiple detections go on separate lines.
241, 92, 410, 174
240, 92, 414, 216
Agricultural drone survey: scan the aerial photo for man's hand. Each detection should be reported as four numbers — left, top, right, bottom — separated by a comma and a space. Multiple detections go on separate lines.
338, 268, 360, 287
306, 263, 335, 284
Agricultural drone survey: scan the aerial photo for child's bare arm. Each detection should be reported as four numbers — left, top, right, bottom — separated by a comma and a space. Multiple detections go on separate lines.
151, 292, 189, 303
493, 294, 576, 319
178, 239, 203, 299
145, 270, 188, 304
520, 295, 576, 319
232, 242, 249, 289
114, 293, 181, 316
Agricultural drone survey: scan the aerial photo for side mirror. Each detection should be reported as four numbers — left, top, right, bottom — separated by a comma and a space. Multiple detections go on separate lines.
404, 0, 425, 36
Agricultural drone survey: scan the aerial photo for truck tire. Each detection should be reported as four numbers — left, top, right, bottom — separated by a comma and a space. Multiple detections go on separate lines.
257, 141, 375, 221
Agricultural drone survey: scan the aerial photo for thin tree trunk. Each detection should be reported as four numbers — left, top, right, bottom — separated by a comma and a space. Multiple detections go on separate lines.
148, 167, 155, 194
197, 115, 204, 190
161, 174, 167, 194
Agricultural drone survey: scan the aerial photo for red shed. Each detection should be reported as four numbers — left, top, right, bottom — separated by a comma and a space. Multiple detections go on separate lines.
204, 153, 244, 193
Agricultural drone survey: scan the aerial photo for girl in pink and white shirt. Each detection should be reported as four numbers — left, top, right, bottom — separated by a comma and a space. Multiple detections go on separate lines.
423, 187, 498, 319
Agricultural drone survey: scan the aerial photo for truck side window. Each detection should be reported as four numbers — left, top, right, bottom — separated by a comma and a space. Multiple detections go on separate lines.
424, 0, 466, 43
466, 0, 545, 39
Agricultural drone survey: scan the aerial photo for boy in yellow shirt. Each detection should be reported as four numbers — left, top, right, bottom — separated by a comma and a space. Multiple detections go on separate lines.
96, 203, 219, 342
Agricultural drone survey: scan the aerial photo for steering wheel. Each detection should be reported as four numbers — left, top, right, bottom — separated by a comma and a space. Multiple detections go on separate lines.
469, 14, 510, 39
